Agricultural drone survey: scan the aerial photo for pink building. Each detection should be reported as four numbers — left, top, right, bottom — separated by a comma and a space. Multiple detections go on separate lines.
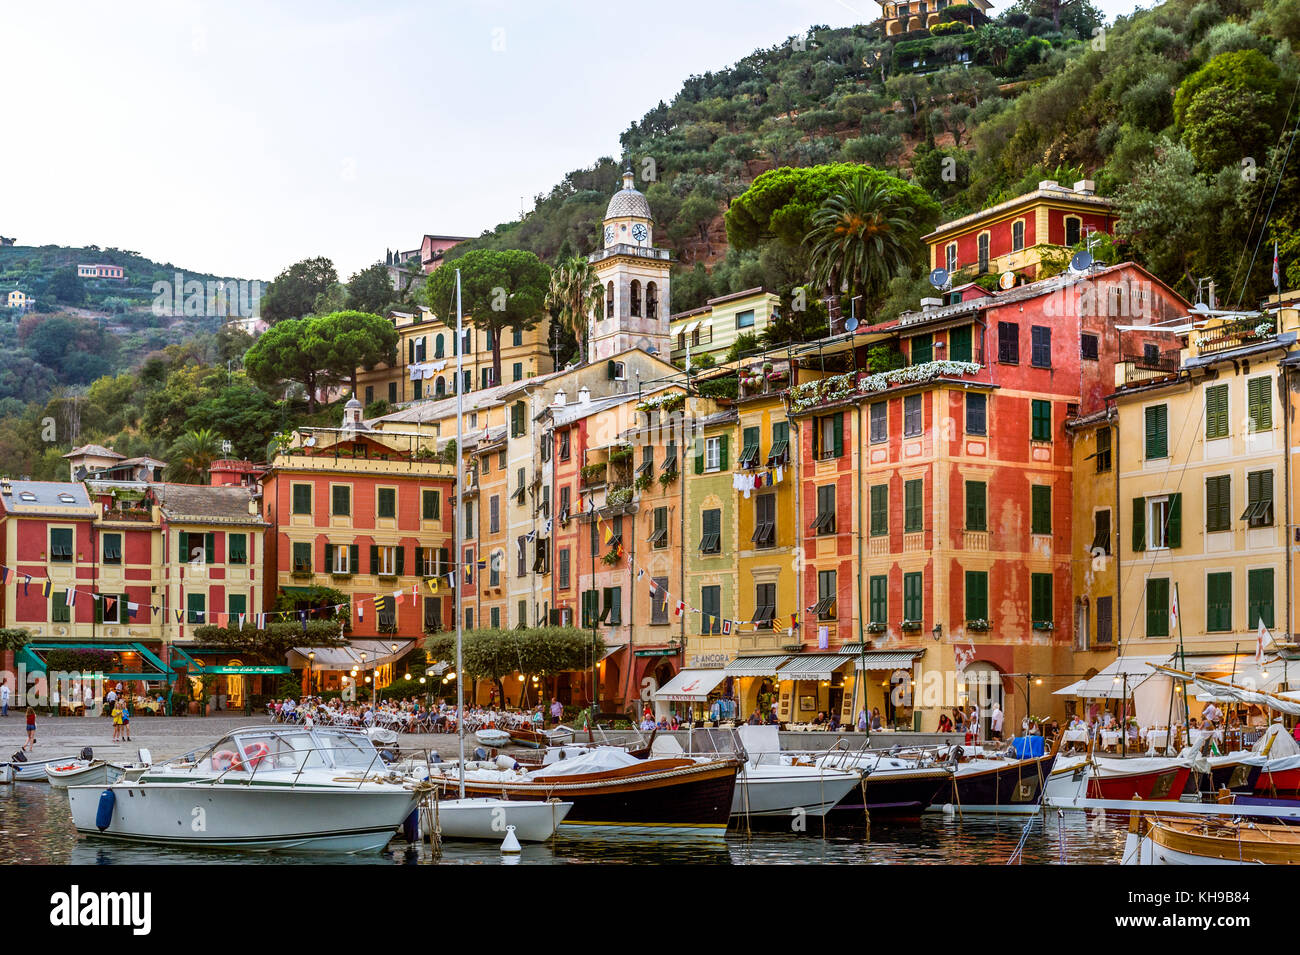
77, 264, 126, 280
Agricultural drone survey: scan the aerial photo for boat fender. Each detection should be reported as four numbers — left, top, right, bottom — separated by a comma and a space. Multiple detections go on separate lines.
95, 789, 116, 831
402, 808, 420, 843
380, 749, 397, 763
474, 747, 488, 761
80, 746, 94, 761
495, 755, 514, 771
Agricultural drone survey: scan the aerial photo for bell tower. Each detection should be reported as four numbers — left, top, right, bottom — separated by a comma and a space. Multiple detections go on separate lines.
587, 170, 671, 362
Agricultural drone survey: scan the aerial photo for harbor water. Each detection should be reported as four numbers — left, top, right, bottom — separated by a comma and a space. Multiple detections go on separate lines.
1, 781, 1127, 865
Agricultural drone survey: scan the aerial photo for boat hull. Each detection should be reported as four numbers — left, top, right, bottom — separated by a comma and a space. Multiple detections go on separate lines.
67, 782, 423, 853
831, 769, 951, 818
424, 798, 572, 841
1044, 758, 1191, 808
5, 756, 78, 782
1125, 815, 1300, 865
926, 756, 1052, 814
1254, 767, 1300, 796
435, 759, 739, 836
731, 767, 862, 819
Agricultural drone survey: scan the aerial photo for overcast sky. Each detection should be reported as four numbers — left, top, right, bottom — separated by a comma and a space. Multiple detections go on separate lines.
0, 0, 1141, 281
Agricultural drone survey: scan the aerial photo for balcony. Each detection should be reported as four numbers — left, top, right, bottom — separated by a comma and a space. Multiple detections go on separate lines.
588, 244, 671, 264
1194, 317, 1277, 357
1118, 351, 1180, 386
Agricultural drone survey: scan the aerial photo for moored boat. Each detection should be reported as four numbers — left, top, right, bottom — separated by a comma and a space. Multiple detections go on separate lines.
67, 725, 427, 852
927, 747, 1055, 815
1043, 754, 1192, 809
422, 796, 573, 841
3, 753, 82, 782
1124, 812, 1300, 865
816, 751, 952, 818
47, 760, 127, 790
430, 747, 741, 836
475, 728, 511, 748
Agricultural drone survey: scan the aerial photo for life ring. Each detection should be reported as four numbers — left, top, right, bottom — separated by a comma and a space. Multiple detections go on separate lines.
232, 742, 270, 772
211, 750, 238, 771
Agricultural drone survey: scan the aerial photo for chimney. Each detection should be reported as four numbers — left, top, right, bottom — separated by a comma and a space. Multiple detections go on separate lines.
0, 479, 9, 496
578, 386, 591, 405
920, 297, 943, 311
1073, 179, 1096, 196
553, 388, 566, 407
1038, 180, 1060, 191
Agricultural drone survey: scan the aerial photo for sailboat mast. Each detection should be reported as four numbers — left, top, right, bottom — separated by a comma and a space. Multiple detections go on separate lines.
454, 268, 466, 800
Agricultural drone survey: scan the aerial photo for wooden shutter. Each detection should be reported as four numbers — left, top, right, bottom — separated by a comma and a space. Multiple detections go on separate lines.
966, 481, 985, 531
1145, 405, 1167, 458
325, 543, 335, 570
719, 435, 729, 471
694, 436, 704, 474
1249, 377, 1272, 431
349, 544, 359, 573
1132, 497, 1146, 552
205, 533, 215, 564
395, 545, 405, 576
1206, 385, 1228, 439
832, 414, 843, 457
965, 571, 987, 621
369, 545, 379, 574
1167, 493, 1181, 548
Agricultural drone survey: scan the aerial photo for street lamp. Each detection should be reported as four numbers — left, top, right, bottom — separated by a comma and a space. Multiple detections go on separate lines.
307, 651, 315, 696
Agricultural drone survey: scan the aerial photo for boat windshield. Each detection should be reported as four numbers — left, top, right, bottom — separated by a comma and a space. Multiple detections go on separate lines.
310, 729, 378, 769
192, 727, 378, 773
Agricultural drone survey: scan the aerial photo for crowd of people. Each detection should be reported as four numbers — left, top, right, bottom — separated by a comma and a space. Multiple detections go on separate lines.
265, 695, 577, 735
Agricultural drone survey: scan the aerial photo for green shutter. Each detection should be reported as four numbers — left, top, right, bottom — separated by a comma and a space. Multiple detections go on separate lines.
904, 572, 922, 620
350, 544, 359, 573
1248, 377, 1272, 432
694, 437, 704, 474
1167, 492, 1181, 548
965, 571, 988, 621
1145, 404, 1167, 459
94, 593, 103, 624
905, 479, 923, 532
205, 533, 215, 564
1206, 476, 1230, 532
1146, 578, 1170, 636
1206, 573, 1232, 632
1031, 573, 1053, 623
395, 545, 405, 576
369, 545, 379, 574
1249, 568, 1275, 629
950, 325, 972, 363
965, 481, 986, 531
1205, 384, 1228, 440
832, 413, 844, 457
870, 576, 887, 623
1132, 497, 1146, 552
1031, 484, 1051, 535
719, 435, 729, 471
870, 485, 888, 536
325, 543, 335, 569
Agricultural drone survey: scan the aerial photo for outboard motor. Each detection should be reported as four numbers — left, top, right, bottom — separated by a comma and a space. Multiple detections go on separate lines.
946, 745, 964, 770
80, 746, 94, 761
11, 750, 26, 764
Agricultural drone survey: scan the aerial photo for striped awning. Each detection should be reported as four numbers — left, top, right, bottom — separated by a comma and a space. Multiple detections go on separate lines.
852, 649, 926, 671
724, 655, 790, 678
777, 654, 855, 682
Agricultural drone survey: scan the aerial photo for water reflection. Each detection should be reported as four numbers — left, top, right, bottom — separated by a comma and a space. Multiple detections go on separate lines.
3, 784, 1126, 865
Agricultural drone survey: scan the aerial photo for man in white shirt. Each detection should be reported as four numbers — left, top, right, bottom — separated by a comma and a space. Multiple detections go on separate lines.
990, 701, 1004, 740
0, 681, 9, 717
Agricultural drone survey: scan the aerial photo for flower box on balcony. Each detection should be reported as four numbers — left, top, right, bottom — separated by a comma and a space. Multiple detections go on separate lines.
866, 622, 887, 633
1031, 620, 1054, 631
966, 619, 991, 632
900, 620, 922, 632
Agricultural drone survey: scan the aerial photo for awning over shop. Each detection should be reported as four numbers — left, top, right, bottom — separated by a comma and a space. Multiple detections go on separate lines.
652, 668, 726, 702
776, 654, 855, 682
1053, 655, 1171, 699
287, 639, 415, 670
724, 655, 790, 678
170, 645, 290, 675
18, 642, 171, 680
852, 649, 926, 672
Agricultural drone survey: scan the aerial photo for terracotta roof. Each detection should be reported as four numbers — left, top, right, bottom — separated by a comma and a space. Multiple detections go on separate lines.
63, 444, 124, 460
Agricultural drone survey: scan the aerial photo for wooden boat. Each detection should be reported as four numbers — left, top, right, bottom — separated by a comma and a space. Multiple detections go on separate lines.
3, 754, 81, 782
1044, 755, 1191, 808
1191, 753, 1264, 796
819, 756, 952, 819
505, 725, 572, 749
1125, 812, 1300, 865
929, 752, 1055, 815
0, 764, 12, 784
430, 751, 742, 836
47, 760, 127, 789
474, 728, 511, 748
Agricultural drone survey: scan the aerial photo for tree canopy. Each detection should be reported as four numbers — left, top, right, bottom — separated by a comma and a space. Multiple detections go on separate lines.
261, 256, 338, 323
425, 249, 549, 383
424, 627, 605, 680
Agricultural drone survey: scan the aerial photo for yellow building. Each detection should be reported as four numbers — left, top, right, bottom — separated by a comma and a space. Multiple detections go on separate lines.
356, 306, 554, 408
669, 288, 781, 367
877, 0, 990, 36
1114, 308, 1293, 684
1064, 408, 1119, 689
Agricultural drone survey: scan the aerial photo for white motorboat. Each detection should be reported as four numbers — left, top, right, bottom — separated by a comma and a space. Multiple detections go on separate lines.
0, 764, 12, 784
475, 728, 511, 748
66, 725, 427, 852
422, 796, 573, 842
3, 753, 82, 782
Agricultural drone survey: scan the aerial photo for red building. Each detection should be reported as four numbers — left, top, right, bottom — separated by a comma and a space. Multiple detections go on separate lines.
787, 262, 1189, 731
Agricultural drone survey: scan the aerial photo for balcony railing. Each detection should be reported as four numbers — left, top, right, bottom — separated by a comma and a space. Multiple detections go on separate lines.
588, 244, 671, 264
1119, 351, 1180, 385
1194, 318, 1276, 356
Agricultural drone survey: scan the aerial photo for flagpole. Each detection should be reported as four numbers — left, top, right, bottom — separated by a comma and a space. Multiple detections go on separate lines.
454, 268, 466, 800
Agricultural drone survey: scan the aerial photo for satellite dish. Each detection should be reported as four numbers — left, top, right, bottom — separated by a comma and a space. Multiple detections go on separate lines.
998, 271, 1016, 291
303, 436, 317, 448
73, 466, 87, 481
929, 268, 950, 290
845, 317, 859, 332
1069, 251, 1094, 273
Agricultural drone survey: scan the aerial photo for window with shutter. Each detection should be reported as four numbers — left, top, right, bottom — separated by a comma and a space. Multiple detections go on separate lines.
1205, 384, 1229, 440
965, 481, 986, 531
1031, 572, 1053, 625
752, 583, 777, 628
1132, 496, 1146, 552
904, 479, 923, 532
813, 485, 837, 534
1145, 577, 1170, 636
1031, 400, 1052, 441
1248, 376, 1272, 433
911, 334, 933, 364
966, 393, 986, 435
869, 402, 887, 443
331, 485, 351, 516
1031, 484, 1051, 535
1248, 568, 1275, 628
1030, 326, 1051, 367
1206, 572, 1232, 632
651, 506, 669, 548
1096, 596, 1113, 644
1094, 426, 1112, 472
651, 577, 670, 625
816, 571, 838, 620
1206, 475, 1231, 532
739, 426, 761, 468
904, 395, 922, 437
1092, 509, 1111, 554
229, 533, 247, 564
377, 487, 396, 518
700, 508, 722, 553
870, 484, 888, 536
950, 325, 972, 363
1144, 404, 1168, 459
700, 585, 722, 634
965, 571, 988, 622
997, 322, 1019, 363
768, 421, 790, 464
869, 575, 887, 624
1244, 470, 1274, 527
903, 572, 922, 621
751, 494, 775, 548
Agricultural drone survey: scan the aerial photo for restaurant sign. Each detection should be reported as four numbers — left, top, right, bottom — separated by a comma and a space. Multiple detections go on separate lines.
688, 652, 728, 668
196, 665, 291, 675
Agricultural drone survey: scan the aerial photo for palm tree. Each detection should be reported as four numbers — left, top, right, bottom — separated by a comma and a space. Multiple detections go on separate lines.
166, 428, 223, 484
805, 177, 923, 326
545, 257, 604, 365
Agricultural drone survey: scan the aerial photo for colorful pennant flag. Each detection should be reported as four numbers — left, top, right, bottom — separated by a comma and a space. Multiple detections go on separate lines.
40, 578, 51, 598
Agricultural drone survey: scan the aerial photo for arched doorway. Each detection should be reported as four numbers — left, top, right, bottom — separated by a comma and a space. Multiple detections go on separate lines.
652, 660, 676, 719
226, 659, 245, 708
962, 662, 1004, 739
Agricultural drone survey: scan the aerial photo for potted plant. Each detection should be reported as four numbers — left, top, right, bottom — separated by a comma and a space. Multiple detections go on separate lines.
866, 622, 887, 633
966, 618, 991, 632
658, 469, 677, 489
633, 474, 652, 493
601, 549, 621, 566
900, 619, 922, 632
1032, 620, 1055, 632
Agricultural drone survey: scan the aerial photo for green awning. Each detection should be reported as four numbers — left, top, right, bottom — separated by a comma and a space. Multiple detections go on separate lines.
18, 642, 172, 679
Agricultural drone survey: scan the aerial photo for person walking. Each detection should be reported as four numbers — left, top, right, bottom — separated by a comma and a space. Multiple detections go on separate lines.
0, 680, 9, 717
990, 701, 1004, 741
23, 707, 36, 751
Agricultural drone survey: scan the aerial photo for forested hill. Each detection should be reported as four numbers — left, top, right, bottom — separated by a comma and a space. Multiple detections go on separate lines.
445, 0, 1300, 316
